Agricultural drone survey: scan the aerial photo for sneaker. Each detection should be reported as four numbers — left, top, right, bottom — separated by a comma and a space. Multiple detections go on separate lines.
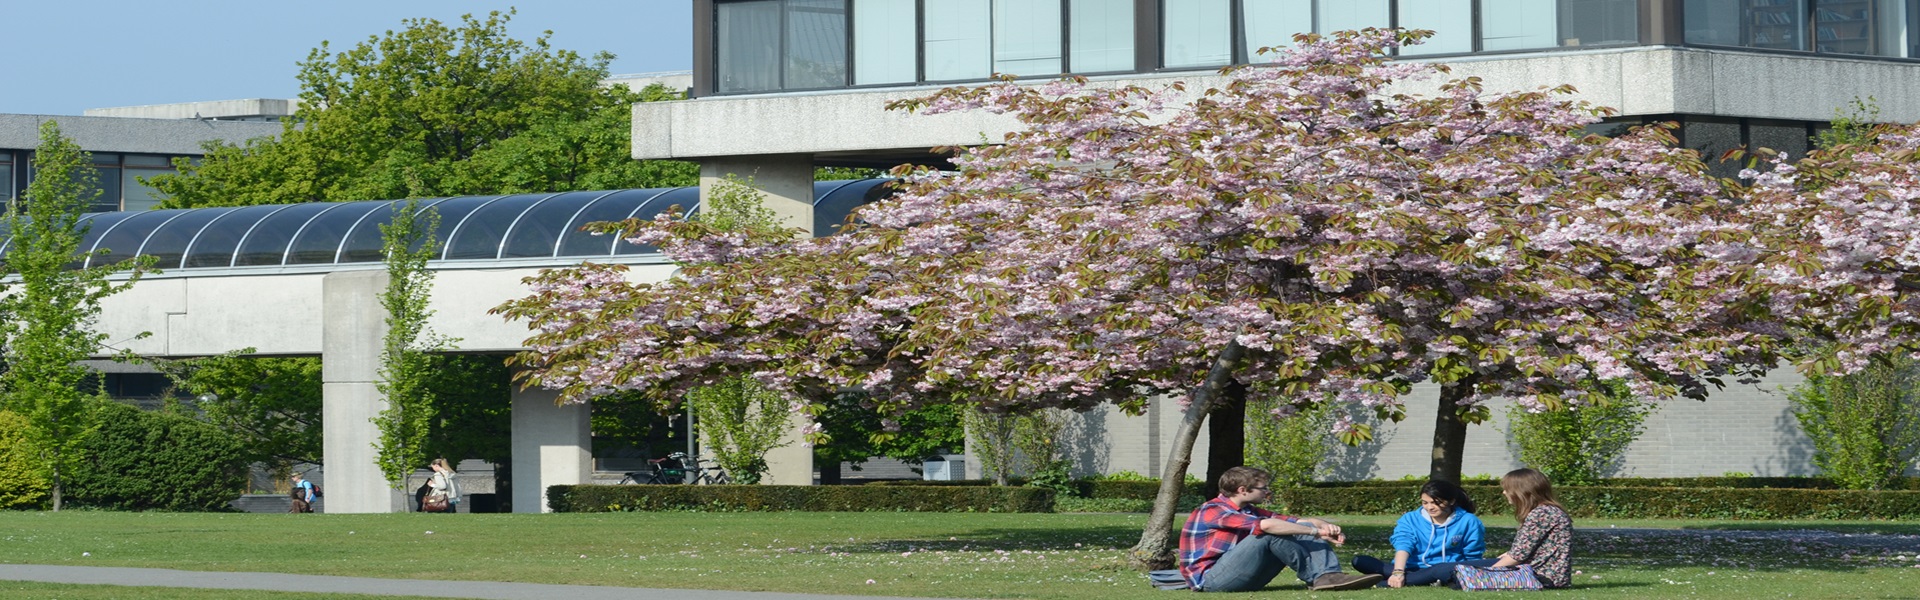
1309, 572, 1385, 591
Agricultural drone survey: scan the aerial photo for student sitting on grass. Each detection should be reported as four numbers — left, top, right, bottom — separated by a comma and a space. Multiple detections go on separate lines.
1351, 479, 1486, 587
1177, 466, 1383, 592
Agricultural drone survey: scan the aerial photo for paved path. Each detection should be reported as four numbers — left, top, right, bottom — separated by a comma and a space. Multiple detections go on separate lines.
0, 564, 967, 600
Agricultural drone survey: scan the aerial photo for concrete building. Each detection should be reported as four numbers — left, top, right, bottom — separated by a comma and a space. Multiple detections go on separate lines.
0, 114, 279, 213
631, 0, 1920, 480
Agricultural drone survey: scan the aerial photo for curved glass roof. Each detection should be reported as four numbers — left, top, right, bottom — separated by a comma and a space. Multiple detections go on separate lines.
1, 179, 895, 271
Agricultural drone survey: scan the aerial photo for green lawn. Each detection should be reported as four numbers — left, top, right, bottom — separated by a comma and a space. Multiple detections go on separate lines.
0, 511, 1914, 599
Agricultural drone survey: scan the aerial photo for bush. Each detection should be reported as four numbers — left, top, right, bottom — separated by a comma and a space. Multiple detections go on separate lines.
1268, 484, 1920, 520
1247, 398, 1336, 487
1507, 385, 1653, 486
65, 401, 249, 511
1788, 357, 1920, 490
0, 411, 48, 509
548, 484, 1056, 513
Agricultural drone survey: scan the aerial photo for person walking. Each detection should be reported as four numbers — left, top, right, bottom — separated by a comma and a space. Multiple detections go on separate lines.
424, 458, 459, 513
289, 473, 317, 513
1177, 466, 1382, 592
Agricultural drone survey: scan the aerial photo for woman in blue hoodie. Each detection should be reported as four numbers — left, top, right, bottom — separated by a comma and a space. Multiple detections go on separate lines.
1352, 480, 1486, 588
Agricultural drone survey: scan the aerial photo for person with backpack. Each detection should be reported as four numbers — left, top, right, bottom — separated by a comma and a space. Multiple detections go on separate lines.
290, 472, 319, 513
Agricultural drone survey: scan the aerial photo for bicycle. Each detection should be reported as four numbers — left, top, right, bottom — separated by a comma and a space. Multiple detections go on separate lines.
685, 457, 732, 485
617, 452, 688, 484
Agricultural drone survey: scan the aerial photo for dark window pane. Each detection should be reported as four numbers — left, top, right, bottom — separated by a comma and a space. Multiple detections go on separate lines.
142, 207, 234, 269
994, 0, 1062, 76
445, 194, 552, 260
336, 200, 460, 264
617, 187, 702, 255
124, 168, 170, 212
502, 192, 609, 259
1689, 0, 1808, 50
184, 205, 283, 268
73, 212, 142, 269
87, 209, 182, 268
1560, 0, 1640, 46
233, 203, 335, 266
87, 166, 122, 213
1074, 0, 1137, 71
1164, 0, 1231, 68
1685, 118, 1745, 180
0, 165, 10, 202
718, 0, 783, 93
90, 153, 121, 165
926, 0, 991, 80
813, 178, 895, 236
124, 154, 172, 167
853, 0, 917, 84
787, 0, 849, 88
286, 202, 387, 265
556, 188, 681, 256
1750, 120, 1810, 160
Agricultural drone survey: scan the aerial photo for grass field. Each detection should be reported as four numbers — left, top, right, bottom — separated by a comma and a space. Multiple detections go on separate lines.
0, 511, 1915, 599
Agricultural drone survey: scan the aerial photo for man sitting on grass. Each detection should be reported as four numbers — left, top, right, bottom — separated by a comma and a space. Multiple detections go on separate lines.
1178, 466, 1382, 592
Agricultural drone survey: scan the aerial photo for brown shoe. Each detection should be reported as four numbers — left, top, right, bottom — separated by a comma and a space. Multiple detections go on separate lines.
1309, 572, 1384, 591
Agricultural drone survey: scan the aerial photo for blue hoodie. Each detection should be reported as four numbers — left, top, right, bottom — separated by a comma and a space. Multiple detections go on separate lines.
1389, 507, 1486, 569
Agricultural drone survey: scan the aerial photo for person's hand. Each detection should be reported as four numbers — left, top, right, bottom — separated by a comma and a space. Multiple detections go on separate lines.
1388, 572, 1405, 588
1315, 522, 1346, 545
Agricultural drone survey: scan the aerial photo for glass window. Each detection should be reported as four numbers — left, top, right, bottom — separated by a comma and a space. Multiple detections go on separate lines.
124, 168, 170, 212
140, 207, 232, 269
787, 0, 849, 89
1318, 0, 1391, 34
286, 202, 386, 265
1071, 0, 1136, 72
1164, 0, 1232, 68
1243, 0, 1313, 60
183, 205, 281, 268
124, 154, 172, 167
0, 165, 10, 202
1398, 0, 1474, 55
617, 187, 702, 255
556, 189, 675, 256
234, 202, 334, 266
1816, 0, 1895, 55
503, 192, 605, 258
90, 153, 121, 166
853, 0, 917, 85
1561, 0, 1639, 46
446, 194, 549, 260
1482, 0, 1559, 50
87, 210, 177, 268
995, 0, 1064, 76
1689, 0, 1809, 50
90, 165, 122, 213
925, 0, 992, 80
717, 0, 783, 93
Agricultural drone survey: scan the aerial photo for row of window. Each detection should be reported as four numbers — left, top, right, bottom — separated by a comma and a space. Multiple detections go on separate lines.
711, 0, 1920, 95
0, 150, 191, 213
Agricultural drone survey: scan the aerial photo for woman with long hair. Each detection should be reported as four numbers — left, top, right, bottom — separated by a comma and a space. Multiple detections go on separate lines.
1482, 468, 1573, 588
1351, 480, 1487, 587
425, 458, 460, 513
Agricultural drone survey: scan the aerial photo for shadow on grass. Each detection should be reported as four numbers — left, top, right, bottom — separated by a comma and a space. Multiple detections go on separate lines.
1677, 523, 1920, 535
822, 525, 1148, 554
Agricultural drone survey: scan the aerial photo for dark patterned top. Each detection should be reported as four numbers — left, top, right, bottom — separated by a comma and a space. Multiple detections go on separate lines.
1509, 504, 1572, 588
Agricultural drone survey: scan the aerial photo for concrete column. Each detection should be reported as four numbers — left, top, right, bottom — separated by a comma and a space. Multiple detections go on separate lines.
321, 270, 406, 513
511, 385, 591, 512
700, 154, 816, 485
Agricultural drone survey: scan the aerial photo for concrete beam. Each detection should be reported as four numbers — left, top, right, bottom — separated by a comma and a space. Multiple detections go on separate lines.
320, 270, 405, 513
510, 386, 591, 513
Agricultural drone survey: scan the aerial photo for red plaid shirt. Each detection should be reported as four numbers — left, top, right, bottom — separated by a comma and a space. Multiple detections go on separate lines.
1178, 495, 1298, 589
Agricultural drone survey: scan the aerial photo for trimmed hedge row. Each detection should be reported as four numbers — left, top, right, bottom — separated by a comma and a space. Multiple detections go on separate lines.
548, 484, 1055, 513
1271, 485, 1920, 520
1306, 477, 1920, 490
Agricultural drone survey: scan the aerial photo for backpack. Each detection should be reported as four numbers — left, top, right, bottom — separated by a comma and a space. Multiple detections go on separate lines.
311, 483, 323, 498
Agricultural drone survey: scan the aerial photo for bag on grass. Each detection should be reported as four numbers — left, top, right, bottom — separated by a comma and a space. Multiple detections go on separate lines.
1454, 564, 1543, 591
1146, 569, 1189, 591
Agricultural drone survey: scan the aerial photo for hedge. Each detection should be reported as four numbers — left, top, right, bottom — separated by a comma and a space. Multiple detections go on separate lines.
548, 484, 1055, 513
0, 411, 48, 509
1303, 477, 1920, 491
64, 401, 249, 511
1269, 485, 1920, 520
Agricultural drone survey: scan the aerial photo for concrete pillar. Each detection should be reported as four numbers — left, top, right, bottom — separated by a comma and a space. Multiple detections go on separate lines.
700, 154, 816, 485
511, 385, 591, 512
321, 270, 406, 513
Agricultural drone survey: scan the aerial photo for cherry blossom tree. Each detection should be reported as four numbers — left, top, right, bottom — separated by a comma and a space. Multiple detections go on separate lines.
499, 30, 1783, 568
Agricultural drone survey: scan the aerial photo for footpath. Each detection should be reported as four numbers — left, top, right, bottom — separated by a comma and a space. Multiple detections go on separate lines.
0, 564, 967, 600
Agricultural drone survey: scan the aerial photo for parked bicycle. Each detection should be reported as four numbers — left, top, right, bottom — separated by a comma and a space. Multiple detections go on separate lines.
618, 452, 688, 485
685, 457, 732, 485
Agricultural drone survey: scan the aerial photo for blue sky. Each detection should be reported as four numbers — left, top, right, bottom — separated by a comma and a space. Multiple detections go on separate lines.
0, 1, 693, 116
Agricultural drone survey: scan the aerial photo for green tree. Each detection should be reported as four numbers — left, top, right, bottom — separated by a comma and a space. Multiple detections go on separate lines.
963, 408, 1018, 486
174, 355, 324, 472
1788, 357, 1920, 490
812, 393, 964, 483
1504, 383, 1653, 486
0, 411, 49, 509
148, 10, 696, 207
373, 198, 449, 490
0, 122, 148, 510
1245, 399, 1337, 488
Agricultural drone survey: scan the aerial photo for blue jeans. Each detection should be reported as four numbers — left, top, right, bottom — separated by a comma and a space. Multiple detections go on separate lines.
1198, 534, 1341, 592
1354, 555, 1499, 587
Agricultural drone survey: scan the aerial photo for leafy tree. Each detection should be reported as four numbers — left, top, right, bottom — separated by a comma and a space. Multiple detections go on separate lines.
173, 355, 323, 471
1246, 399, 1337, 489
812, 393, 963, 484
687, 377, 789, 484
373, 198, 448, 490
1505, 383, 1653, 486
963, 409, 1020, 486
148, 10, 696, 207
0, 122, 148, 510
497, 30, 1792, 569
1787, 357, 1920, 489
0, 411, 49, 509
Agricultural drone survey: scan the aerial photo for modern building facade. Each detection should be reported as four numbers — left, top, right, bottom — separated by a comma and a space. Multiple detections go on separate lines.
0, 113, 279, 213
631, 0, 1920, 480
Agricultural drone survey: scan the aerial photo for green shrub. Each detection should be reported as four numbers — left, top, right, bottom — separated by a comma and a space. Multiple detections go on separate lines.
65, 401, 249, 511
1269, 484, 1920, 520
0, 411, 48, 509
548, 484, 1055, 513
1506, 384, 1653, 486
1788, 356, 1920, 490
1247, 398, 1337, 488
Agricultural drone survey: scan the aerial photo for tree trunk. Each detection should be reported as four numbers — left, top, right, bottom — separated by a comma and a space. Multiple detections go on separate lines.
1428, 380, 1476, 484
51, 465, 62, 512
1128, 340, 1246, 571
1202, 380, 1247, 499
